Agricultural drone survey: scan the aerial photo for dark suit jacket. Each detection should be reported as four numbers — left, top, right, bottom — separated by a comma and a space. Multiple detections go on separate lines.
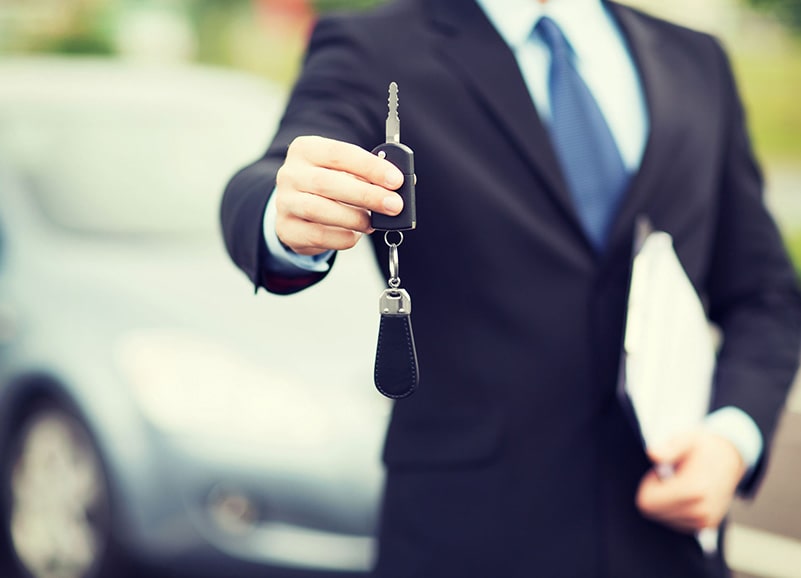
221, 1, 801, 576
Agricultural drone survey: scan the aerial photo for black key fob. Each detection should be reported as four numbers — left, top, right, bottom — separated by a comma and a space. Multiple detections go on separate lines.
371, 141, 416, 231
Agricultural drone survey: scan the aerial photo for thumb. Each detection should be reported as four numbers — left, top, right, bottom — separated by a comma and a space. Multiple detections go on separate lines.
647, 431, 699, 466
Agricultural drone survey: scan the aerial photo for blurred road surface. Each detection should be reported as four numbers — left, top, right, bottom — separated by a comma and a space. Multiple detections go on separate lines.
727, 167, 801, 578
729, 373, 801, 578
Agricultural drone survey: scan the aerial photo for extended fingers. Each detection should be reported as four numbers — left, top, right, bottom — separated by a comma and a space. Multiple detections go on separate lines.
284, 164, 403, 215
288, 135, 404, 190
278, 191, 373, 233
274, 136, 406, 255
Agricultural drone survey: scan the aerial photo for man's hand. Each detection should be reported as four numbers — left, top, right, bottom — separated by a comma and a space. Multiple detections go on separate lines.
636, 430, 746, 533
274, 135, 405, 256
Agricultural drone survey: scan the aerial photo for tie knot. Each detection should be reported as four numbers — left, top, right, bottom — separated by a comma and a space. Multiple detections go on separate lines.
535, 17, 572, 57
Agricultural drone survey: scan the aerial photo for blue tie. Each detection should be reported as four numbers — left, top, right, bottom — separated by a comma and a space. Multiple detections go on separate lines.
536, 17, 629, 250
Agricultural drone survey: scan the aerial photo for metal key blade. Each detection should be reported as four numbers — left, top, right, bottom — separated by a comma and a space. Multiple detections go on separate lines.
386, 81, 400, 143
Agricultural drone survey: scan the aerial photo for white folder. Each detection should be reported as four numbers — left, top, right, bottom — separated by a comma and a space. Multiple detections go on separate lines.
620, 219, 719, 555
622, 222, 715, 450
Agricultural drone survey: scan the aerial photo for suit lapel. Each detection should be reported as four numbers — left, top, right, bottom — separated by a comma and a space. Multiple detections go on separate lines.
427, 0, 591, 244
427, 0, 680, 260
603, 2, 674, 258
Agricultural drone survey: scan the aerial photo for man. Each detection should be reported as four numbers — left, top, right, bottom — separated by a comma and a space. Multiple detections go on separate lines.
221, 0, 801, 576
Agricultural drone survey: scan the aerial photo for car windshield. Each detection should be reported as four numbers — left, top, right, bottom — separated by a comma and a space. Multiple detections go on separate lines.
0, 96, 272, 239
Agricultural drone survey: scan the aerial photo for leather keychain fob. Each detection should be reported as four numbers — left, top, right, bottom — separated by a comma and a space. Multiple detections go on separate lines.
375, 235, 419, 398
376, 289, 419, 397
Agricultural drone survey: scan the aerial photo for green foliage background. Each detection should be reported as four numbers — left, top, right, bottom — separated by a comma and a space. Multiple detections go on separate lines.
746, 0, 801, 31
311, 0, 385, 11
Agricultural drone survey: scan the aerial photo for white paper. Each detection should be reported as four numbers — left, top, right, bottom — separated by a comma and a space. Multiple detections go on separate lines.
624, 231, 715, 450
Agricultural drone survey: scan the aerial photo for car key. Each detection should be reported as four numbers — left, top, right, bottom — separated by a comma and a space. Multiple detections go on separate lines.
371, 82, 416, 231
371, 82, 419, 398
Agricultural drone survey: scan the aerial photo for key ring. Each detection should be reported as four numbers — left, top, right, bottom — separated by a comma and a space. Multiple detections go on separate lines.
384, 231, 404, 248
388, 243, 400, 288
384, 231, 403, 289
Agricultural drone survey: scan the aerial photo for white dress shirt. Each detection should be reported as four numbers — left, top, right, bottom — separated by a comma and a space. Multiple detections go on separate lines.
260, 0, 763, 470
478, 0, 648, 171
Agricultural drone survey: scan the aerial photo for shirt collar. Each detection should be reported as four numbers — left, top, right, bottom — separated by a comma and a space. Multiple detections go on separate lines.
474, 0, 612, 63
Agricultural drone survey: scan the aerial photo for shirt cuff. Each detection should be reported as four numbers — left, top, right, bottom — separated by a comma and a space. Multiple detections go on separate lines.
262, 191, 334, 275
703, 406, 764, 472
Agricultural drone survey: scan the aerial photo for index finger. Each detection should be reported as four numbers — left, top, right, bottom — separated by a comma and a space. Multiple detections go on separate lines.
291, 136, 404, 189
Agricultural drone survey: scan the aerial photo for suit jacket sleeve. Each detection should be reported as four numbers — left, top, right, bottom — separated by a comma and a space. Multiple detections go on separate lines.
705, 41, 801, 494
220, 16, 382, 294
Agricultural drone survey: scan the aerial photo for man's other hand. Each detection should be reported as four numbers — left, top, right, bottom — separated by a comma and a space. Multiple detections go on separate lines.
635, 430, 746, 533
274, 135, 405, 256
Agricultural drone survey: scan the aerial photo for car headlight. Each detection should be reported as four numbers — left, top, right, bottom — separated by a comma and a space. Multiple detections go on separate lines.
114, 329, 355, 446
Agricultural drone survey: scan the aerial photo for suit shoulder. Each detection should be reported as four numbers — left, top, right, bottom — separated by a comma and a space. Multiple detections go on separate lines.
610, 1, 733, 91
611, 3, 724, 56
306, 0, 426, 73
316, 0, 422, 37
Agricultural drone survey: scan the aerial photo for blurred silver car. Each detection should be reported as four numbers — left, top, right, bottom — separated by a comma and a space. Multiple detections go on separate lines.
0, 57, 390, 578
